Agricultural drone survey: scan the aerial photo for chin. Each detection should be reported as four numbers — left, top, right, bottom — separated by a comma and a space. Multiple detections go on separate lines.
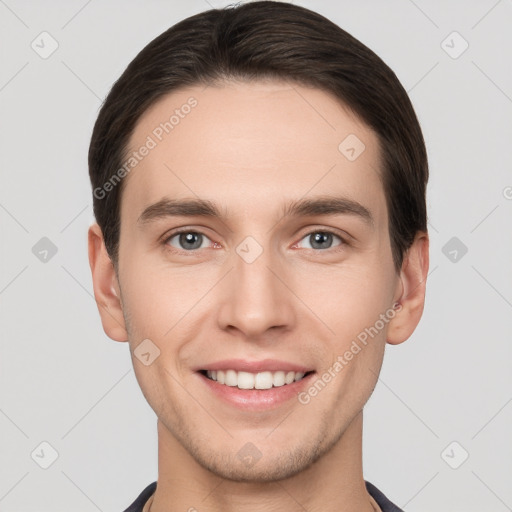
189, 435, 333, 483
200, 453, 310, 483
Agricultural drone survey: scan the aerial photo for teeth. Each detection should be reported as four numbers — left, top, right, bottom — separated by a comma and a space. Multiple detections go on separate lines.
205, 369, 308, 389
237, 371, 255, 389
272, 371, 285, 387
225, 369, 237, 387
255, 371, 273, 389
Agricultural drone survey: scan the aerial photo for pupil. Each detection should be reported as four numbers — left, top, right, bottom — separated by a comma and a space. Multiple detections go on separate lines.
180, 232, 202, 250
311, 232, 332, 249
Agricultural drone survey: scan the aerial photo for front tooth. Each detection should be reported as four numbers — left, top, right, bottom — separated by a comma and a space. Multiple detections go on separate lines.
225, 369, 238, 386
217, 370, 225, 384
238, 372, 255, 389
285, 371, 295, 385
272, 371, 285, 387
255, 371, 273, 389
294, 372, 305, 381
237, 371, 255, 389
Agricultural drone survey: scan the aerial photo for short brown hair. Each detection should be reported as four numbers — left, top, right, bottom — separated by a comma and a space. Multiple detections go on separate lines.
89, 0, 428, 272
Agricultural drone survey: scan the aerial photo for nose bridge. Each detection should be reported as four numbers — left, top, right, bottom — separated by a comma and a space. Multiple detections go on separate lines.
216, 238, 295, 337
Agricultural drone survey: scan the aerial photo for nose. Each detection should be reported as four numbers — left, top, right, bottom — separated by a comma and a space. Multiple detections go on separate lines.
216, 243, 296, 341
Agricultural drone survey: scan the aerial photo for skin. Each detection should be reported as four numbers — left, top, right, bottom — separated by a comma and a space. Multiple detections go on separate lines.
88, 80, 429, 512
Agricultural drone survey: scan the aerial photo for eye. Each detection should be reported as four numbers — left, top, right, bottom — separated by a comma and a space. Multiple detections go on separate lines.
295, 230, 344, 250
166, 231, 212, 251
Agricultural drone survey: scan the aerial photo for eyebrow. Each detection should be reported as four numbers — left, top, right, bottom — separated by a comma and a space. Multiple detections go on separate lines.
137, 195, 374, 228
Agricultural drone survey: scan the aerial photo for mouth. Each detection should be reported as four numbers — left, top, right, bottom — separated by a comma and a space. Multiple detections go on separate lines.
194, 358, 316, 410
199, 369, 314, 390
196, 363, 316, 410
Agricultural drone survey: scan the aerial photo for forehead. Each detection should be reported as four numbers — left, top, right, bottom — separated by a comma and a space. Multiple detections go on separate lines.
121, 80, 386, 228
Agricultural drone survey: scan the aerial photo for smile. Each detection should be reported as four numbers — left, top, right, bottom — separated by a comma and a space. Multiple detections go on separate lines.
202, 369, 310, 390
196, 359, 316, 410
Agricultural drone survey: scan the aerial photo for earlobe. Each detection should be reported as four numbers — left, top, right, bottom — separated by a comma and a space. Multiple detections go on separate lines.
88, 223, 128, 342
386, 231, 429, 345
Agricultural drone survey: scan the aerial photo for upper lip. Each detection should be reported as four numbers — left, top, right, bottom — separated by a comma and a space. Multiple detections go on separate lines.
195, 359, 313, 373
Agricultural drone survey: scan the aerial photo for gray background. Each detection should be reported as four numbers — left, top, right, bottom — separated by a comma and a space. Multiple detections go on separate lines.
1, 0, 511, 510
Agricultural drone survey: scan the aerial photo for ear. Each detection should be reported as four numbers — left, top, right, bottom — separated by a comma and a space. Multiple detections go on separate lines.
387, 231, 429, 345
88, 223, 128, 342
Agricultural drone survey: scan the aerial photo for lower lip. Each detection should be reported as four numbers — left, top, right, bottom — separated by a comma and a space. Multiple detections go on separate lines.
197, 372, 315, 411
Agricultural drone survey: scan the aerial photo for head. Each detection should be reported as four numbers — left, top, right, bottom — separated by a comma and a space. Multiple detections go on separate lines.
88, 1, 429, 482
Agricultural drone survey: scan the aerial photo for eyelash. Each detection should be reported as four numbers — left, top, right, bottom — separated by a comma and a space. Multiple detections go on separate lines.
161, 227, 349, 254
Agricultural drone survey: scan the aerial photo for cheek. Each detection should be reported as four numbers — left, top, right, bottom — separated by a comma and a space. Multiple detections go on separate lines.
300, 262, 393, 339
300, 264, 393, 401
119, 252, 212, 338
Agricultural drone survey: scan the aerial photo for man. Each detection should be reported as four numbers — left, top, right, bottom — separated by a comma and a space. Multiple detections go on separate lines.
88, 2, 429, 511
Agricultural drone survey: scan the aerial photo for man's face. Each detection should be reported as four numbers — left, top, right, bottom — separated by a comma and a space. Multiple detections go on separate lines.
116, 80, 402, 481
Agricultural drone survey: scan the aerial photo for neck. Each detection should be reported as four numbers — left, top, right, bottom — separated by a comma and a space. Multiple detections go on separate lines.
149, 411, 376, 512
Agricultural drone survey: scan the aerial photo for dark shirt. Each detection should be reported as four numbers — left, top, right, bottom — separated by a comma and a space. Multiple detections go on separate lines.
123, 480, 404, 511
